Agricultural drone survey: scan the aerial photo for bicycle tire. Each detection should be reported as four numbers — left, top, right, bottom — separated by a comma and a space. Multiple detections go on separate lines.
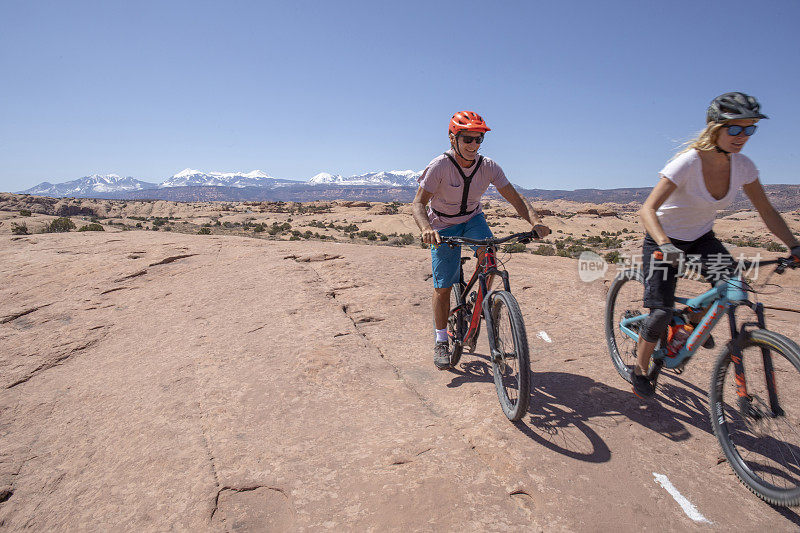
448, 282, 467, 368
488, 290, 530, 421
605, 268, 649, 384
710, 328, 800, 507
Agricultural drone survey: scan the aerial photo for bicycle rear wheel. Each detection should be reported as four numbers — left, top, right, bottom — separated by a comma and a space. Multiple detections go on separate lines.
605, 268, 648, 383
447, 282, 467, 368
489, 291, 530, 421
709, 329, 800, 506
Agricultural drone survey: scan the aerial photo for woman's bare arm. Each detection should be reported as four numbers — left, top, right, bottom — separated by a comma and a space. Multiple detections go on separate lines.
743, 179, 800, 249
638, 177, 677, 245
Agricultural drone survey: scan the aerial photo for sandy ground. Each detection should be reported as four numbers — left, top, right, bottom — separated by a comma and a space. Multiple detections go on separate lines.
2, 226, 800, 531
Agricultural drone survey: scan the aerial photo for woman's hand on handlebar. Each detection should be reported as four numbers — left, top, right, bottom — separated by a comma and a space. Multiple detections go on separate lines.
532, 224, 551, 239
420, 228, 441, 245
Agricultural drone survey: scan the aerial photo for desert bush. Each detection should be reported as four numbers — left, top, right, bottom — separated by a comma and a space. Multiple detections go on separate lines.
727, 237, 761, 248
267, 222, 291, 235
44, 217, 76, 233
198, 227, 212, 235
503, 242, 527, 253
77, 223, 104, 232
399, 233, 415, 245
11, 222, 28, 235
765, 242, 786, 252
604, 250, 621, 264
532, 244, 555, 256
381, 202, 400, 215
19, 209, 32, 217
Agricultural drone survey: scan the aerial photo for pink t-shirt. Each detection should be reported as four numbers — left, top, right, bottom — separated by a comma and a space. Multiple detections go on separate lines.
418, 150, 510, 230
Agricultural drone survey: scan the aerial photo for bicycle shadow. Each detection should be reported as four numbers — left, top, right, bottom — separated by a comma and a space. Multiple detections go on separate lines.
771, 504, 800, 527
517, 370, 703, 463
448, 350, 728, 456
446, 354, 697, 462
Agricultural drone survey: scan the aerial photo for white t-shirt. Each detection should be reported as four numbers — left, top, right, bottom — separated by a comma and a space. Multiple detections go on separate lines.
656, 149, 759, 241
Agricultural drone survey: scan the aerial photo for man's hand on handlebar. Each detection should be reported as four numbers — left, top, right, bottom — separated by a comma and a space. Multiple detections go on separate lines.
532, 224, 550, 239
791, 245, 800, 264
420, 228, 441, 245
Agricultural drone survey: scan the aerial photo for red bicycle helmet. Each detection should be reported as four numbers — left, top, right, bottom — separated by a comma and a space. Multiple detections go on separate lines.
448, 111, 491, 136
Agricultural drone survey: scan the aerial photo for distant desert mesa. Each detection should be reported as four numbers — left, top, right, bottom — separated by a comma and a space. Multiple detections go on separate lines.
2, 192, 799, 261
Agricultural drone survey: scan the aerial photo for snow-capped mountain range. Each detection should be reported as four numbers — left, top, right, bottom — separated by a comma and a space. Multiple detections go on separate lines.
18, 168, 422, 197
308, 170, 421, 187
21, 174, 160, 197
160, 169, 297, 188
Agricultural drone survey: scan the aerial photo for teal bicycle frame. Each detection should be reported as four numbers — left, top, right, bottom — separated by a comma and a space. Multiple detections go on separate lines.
619, 275, 750, 370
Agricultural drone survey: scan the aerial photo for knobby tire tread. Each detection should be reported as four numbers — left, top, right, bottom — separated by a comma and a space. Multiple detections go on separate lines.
605, 269, 646, 384
449, 282, 466, 368
710, 328, 800, 507
489, 291, 531, 421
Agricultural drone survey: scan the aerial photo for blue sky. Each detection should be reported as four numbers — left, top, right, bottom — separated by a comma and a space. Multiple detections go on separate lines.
1, 0, 799, 192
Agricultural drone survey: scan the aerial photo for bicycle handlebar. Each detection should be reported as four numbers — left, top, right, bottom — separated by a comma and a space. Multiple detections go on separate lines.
439, 230, 540, 247
764, 256, 800, 274
682, 255, 799, 274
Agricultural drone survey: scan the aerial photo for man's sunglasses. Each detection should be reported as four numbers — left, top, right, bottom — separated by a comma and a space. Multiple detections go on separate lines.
724, 124, 757, 136
460, 134, 484, 144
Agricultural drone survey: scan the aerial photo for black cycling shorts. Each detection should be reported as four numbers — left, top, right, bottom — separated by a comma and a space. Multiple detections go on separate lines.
641, 231, 733, 308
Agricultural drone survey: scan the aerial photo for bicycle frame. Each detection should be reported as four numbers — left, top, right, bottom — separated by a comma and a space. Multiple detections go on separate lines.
618, 273, 783, 415
453, 245, 511, 349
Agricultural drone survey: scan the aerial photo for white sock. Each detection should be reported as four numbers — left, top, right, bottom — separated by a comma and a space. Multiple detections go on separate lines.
435, 328, 448, 343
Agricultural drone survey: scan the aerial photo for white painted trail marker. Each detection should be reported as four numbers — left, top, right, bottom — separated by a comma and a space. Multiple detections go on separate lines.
653, 473, 712, 524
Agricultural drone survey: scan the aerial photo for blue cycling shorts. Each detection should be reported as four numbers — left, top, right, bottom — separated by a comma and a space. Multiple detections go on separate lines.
430, 213, 493, 288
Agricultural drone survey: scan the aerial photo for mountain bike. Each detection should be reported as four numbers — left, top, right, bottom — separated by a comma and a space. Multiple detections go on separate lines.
440, 230, 538, 421
605, 254, 800, 506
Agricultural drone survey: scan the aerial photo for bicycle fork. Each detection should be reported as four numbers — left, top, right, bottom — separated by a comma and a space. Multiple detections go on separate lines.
728, 303, 784, 419
481, 270, 511, 364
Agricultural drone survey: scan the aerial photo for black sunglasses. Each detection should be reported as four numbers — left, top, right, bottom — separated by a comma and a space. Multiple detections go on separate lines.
459, 134, 484, 144
724, 124, 757, 136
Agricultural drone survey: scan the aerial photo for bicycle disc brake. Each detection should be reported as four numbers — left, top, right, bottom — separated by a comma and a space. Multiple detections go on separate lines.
738, 395, 773, 435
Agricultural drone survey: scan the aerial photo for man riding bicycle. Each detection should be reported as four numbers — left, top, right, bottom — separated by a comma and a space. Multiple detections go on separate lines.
412, 111, 550, 370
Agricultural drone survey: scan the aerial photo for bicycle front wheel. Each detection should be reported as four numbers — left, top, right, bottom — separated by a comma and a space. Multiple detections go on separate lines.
447, 282, 467, 368
710, 328, 800, 507
605, 268, 648, 384
489, 291, 530, 421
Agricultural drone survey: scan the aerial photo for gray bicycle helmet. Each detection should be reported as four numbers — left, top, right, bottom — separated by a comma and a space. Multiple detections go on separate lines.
706, 92, 768, 123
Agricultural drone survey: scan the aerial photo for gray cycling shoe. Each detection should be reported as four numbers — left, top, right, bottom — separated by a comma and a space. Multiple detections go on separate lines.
434, 341, 451, 370
632, 367, 656, 399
